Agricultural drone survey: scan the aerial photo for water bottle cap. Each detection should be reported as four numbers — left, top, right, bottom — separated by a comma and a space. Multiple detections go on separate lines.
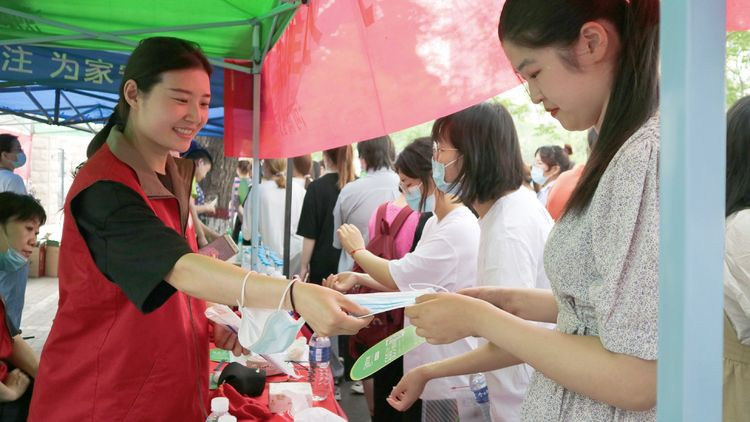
217, 415, 237, 422
211, 396, 229, 412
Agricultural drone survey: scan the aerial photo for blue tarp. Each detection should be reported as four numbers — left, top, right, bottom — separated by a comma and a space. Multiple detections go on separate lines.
0, 44, 224, 136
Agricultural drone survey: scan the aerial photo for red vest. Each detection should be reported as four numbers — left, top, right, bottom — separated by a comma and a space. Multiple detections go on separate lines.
29, 145, 209, 421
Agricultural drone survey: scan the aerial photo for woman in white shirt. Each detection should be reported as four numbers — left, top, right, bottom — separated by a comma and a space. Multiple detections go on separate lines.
389, 102, 553, 421
242, 158, 306, 274
531, 145, 573, 207
723, 95, 750, 422
325, 137, 480, 421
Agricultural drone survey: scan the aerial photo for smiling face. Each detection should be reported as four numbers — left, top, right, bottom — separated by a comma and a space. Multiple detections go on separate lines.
125, 68, 211, 154
502, 21, 618, 132
3, 218, 40, 258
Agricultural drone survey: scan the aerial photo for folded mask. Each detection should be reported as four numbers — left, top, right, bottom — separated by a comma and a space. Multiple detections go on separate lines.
346, 288, 435, 318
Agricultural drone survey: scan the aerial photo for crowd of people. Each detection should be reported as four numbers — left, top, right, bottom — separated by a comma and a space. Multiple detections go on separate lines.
0, 0, 747, 421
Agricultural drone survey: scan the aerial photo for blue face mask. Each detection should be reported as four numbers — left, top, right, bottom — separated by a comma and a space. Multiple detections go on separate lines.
13, 152, 26, 169
237, 279, 305, 355
0, 248, 28, 272
531, 166, 547, 186
346, 284, 447, 318
403, 184, 435, 212
431, 158, 460, 196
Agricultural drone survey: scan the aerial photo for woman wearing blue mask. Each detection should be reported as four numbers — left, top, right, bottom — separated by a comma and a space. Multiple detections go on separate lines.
0, 192, 44, 420
531, 144, 573, 207
389, 102, 554, 421
326, 136, 480, 421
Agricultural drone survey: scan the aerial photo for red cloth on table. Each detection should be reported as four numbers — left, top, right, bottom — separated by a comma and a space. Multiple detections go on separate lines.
210, 363, 347, 421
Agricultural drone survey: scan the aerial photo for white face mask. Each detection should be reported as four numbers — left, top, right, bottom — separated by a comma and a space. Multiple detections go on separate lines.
237, 276, 305, 355
346, 283, 448, 318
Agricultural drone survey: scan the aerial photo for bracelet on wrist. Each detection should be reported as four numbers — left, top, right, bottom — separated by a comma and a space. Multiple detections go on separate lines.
350, 248, 365, 256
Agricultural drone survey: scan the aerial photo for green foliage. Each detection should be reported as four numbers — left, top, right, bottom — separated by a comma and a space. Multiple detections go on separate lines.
727, 31, 750, 109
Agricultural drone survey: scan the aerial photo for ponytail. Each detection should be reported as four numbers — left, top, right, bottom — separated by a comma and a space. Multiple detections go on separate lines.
87, 106, 125, 158
264, 158, 287, 189
324, 145, 355, 190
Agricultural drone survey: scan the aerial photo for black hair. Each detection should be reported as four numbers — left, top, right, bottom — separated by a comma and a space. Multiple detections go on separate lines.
395, 137, 433, 211
357, 136, 395, 171
184, 148, 213, 168
432, 102, 525, 205
535, 145, 573, 173
87, 37, 212, 158
499, 0, 659, 215
237, 160, 251, 175
587, 128, 599, 150
0, 192, 46, 226
0, 134, 20, 155
727, 96, 750, 217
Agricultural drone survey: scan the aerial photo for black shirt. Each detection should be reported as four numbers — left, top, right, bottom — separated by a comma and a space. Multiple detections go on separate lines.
296, 173, 342, 284
71, 181, 194, 313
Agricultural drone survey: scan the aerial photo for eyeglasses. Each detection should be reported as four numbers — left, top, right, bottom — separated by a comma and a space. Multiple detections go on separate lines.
432, 143, 459, 161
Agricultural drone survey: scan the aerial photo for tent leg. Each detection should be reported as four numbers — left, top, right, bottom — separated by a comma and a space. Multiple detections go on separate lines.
250, 72, 262, 271
283, 158, 293, 277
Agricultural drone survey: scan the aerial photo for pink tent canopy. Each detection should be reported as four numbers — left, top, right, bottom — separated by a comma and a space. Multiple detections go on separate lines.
224, 0, 518, 159
225, 0, 750, 159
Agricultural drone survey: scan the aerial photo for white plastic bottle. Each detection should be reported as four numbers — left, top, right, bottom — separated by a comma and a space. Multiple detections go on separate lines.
217, 415, 237, 422
470, 373, 492, 422
205, 397, 229, 422
308, 333, 331, 401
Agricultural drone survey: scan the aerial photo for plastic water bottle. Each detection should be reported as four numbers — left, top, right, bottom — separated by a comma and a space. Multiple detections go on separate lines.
470, 373, 492, 422
205, 397, 229, 422
217, 415, 237, 422
308, 333, 331, 401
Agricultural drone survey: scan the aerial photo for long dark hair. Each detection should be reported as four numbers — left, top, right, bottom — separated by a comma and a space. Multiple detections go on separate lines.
395, 137, 433, 211
432, 102, 525, 206
86, 37, 212, 158
499, 0, 659, 215
727, 96, 750, 217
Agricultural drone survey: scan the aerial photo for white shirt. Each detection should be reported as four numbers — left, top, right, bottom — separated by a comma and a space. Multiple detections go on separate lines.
477, 188, 553, 422
242, 179, 306, 274
725, 209, 750, 345
536, 179, 556, 207
332, 169, 399, 272
388, 206, 480, 401
0, 169, 26, 195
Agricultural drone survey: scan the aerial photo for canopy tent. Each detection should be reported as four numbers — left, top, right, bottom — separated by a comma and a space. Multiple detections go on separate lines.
0, 45, 225, 135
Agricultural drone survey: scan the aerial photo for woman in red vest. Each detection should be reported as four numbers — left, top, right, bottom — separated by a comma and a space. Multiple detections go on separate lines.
28, 37, 370, 421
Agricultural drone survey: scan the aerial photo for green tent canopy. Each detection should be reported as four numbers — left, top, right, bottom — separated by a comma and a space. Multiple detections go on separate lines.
0, 0, 301, 68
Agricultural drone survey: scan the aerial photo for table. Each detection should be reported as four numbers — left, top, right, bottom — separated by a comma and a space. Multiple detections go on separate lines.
208, 351, 346, 421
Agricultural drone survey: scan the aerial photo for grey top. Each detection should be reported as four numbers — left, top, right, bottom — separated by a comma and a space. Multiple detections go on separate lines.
332, 168, 400, 272
0, 168, 26, 195
521, 115, 660, 421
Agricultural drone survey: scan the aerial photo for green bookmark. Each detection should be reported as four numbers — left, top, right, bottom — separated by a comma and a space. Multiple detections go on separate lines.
350, 325, 426, 381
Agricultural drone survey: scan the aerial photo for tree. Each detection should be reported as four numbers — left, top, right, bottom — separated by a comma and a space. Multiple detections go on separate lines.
726, 31, 750, 108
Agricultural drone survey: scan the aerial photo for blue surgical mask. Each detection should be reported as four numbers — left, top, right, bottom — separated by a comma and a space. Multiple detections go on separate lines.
431, 158, 460, 196
0, 247, 28, 272
237, 279, 305, 355
346, 284, 446, 318
403, 184, 435, 212
531, 166, 547, 186
13, 152, 26, 169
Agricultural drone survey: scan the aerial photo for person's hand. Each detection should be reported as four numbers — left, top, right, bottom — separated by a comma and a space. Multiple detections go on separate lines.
0, 369, 30, 402
212, 322, 249, 357
322, 272, 359, 293
298, 265, 309, 284
387, 366, 429, 412
293, 282, 373, 336
336, 224, 365, 254
406, 293, 493, 344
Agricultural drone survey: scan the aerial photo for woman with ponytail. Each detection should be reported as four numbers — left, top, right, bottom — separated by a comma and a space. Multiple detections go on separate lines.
29, 37, 370, 421
241, 158, 306, 274
297, 145, 356, 284
390, 0, 660, 420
